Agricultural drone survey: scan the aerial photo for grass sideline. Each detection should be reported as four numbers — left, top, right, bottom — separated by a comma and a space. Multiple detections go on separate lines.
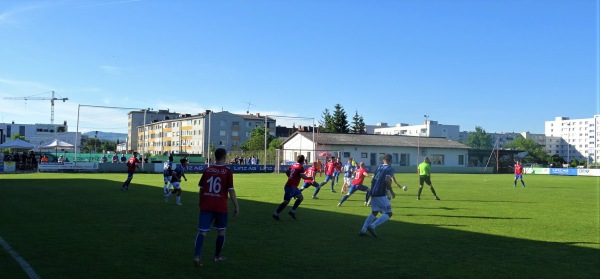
0, 172, 598, 279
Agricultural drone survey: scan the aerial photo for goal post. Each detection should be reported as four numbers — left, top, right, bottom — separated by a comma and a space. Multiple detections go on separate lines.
75, 104, 144, 162
263, 115, 315, 173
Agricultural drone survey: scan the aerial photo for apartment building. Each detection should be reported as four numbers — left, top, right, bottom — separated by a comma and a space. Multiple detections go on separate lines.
373, 120, 460, 141
136, 110, 276, 155
545, 116, 598, 163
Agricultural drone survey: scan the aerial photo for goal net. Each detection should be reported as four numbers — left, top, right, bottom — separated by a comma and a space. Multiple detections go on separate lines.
263, 115, 317, 173
75, 104, 143, 162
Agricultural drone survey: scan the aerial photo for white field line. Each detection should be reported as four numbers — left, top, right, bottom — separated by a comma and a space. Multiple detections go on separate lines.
0, 236, 41, 279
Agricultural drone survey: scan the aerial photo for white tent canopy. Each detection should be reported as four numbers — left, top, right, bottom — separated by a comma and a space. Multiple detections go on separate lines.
0, 139, 36, 149
39, 139, 75, 149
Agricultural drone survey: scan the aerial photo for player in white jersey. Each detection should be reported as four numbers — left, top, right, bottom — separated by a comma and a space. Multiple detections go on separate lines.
165, 158, 188, 205
163, 155, 174, 195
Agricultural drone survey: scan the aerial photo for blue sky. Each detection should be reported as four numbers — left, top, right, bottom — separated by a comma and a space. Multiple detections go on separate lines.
0, 0, 598, 134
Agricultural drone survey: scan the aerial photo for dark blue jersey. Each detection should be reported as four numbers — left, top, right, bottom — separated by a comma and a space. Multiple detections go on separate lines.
370, 164, 394, 197
171, 164, 185, 182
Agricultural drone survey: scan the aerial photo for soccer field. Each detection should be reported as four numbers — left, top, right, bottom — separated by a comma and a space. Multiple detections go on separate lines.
0, 172, 598, 279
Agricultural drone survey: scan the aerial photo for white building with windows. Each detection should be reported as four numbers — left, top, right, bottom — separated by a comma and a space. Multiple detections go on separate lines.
0, 121, 80, 150
136, 110, 276, 156
373, 120, 460, 141
545, 116, 598, 164
282, 132, 470, 172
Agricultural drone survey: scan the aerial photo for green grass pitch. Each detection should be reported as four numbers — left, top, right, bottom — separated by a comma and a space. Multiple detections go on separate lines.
0, 172, 598, 279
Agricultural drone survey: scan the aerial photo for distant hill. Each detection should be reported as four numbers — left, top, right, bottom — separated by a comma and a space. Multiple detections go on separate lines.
83, 131, 127, 142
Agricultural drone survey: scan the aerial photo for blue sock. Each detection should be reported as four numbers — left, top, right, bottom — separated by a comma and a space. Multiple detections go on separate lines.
194, 233, 205, 259
215, 235, 225, 258
313, 187, 321, 197
339, 195, 350, 204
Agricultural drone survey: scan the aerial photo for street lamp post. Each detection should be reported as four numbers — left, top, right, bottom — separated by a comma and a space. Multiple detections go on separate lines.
566, 123, 570, 167
424, 115, 430, 137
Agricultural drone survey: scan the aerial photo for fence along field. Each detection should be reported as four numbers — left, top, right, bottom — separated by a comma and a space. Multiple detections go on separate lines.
0, 172, 598, 278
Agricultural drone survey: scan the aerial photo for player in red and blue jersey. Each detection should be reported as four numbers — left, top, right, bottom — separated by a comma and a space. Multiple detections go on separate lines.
194, 148, 239, 267
338, 162, 370, 206
318, 157, 337, 193
121, 151, 141, 191
272, 154, 311, 220
333, 157, 343, 185
513, 161, 526, 187
300, 161, 321, 199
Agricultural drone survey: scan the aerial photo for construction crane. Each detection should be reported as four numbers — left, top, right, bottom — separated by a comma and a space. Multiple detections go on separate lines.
3, 91, 69, 124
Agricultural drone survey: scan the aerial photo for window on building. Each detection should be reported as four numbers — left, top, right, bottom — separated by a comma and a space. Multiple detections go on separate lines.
232, 131, 239, 137
220, 120, 226, 127
400, 153, 410, 166
232, 121, 239, 127
392, 153, 399, 165
220, 131, 226, 136
458, 155, 464, 165
430, 154, 444, 165
343, 152, 350, 158
361, 152, 368, 158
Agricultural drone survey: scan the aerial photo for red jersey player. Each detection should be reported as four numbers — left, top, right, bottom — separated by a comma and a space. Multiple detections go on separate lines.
194, 148, 240, 267
318, 157, 338, 193
513, 161, 526, 187
300, 162, 321, 199
120, 151, 141, 191
333, 157, 343, 186
272, 154, 311, 220
338, 162, 371, 206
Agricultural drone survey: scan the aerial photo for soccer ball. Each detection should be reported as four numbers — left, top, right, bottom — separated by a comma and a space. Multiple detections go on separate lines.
402, 186, 408, 191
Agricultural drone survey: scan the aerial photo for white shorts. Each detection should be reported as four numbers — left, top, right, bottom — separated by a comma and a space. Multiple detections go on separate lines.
370, 196, 392, 214
171, 181, 181, 189
164, 176, 172, 183
344, 177, 352, 185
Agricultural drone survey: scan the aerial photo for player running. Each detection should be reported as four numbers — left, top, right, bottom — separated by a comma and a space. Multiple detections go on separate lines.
333, 157, 343, 186
359, 154, 398, 237
341, 157, 355, 193
121, 151, 141, 191
163, 155, 174, 195
272, 155, 311, 220
318, 157, 337, 193
164, 158, 188, 205
338, 162, 370, 206
299, 161, 322, 199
